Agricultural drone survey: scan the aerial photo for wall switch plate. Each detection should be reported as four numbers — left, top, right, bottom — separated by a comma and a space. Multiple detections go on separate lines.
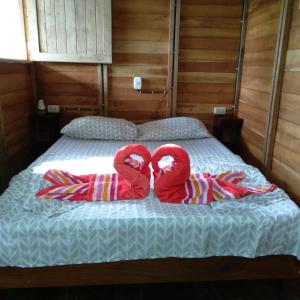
133, 77, 142, 90
213, 106, 227, 115
47, 105, 60, 113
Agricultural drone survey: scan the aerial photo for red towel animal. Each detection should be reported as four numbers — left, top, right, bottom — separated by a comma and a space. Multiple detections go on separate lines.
36, 144, 151, 201
151, 144, 277, 204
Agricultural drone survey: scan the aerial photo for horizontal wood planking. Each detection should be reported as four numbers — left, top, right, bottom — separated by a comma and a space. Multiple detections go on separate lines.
177, 0, 242, 129
0, 63, 33, 188
36, 62, 99, 110
271, 0, 300, 204
237, 0, 280, 168
107, 0, 171, 123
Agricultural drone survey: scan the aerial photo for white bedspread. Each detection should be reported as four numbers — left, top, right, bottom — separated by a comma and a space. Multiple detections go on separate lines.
0, 136, 300, 267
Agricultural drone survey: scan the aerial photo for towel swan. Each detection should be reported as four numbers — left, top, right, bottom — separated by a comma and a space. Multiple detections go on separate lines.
151, 144, 277, 204
36, 144, 151, 201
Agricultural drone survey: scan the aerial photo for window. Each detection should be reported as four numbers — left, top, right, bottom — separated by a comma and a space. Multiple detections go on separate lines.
0, 0, 27, 60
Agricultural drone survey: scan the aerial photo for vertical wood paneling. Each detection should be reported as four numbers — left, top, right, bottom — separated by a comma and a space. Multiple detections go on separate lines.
55, 0, 67, 53
271, 0, 300, 204
86, 0, 97, 55
0, 63, 34, 189
107, 0, 171, 123
36, 0, 48, 52
65, 0, 77, 54
75, 0, 87, 54
237, 0, 281, 169
44, 0, 57, 52
26, 0, 112, 63
96, 0, 104, 55
177, 0, 242, 130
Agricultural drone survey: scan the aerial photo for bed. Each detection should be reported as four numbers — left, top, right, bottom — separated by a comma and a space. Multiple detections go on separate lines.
0, 117, 300, 288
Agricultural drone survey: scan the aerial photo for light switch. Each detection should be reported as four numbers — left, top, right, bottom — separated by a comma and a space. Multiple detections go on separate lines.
133, 77, 142, 90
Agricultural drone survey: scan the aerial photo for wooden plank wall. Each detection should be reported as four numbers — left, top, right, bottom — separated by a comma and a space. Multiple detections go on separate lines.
107, 0, 170, 123
237, 0, 281, 169
36, 0, 172, 124
176, 0, 242, 130
271, 0, 300, 203
0, 63, 33, 190
36, 62, 99, 126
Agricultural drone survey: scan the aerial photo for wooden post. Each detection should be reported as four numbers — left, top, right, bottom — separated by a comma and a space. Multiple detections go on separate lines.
170, 0, 181, 117
97, 64, 104, 116
263, 0, 294, 176
102, 64, 108, 117
0, 102, 7, 193
233, 0, 248, 115
30, 62, 38, 107
165, 0, 181, 117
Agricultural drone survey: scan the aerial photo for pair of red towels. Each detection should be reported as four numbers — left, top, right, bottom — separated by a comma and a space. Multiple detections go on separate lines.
36, 144, 276, 204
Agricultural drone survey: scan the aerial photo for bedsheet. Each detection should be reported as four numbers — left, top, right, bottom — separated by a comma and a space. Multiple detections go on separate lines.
0, 136, 299, 267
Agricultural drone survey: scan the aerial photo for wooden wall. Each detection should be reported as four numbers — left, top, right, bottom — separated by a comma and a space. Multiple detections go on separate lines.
36, 62, 99, 125
36, 0, 172, 124
0, 63, 33, 190
176, 0, 242, 130
237, 0, 281, 168
270, 0, 300, 203
107, 0, 170, 122
35, 0, 242, 126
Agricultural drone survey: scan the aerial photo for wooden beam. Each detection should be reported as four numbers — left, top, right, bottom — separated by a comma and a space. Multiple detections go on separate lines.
0, 256, 299, 289
170, 0, 181, 117
30, 62, 38, 107
233, 0, 248, 116
167, 0, 175, 117
263, 0, 294, 176
97, 64, 104, 116
0, 102, 7, 193
102, 64, 108, 116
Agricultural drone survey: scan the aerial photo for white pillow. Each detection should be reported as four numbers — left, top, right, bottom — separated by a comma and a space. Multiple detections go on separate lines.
135, 117, 210, 141
61, 116, 138, 140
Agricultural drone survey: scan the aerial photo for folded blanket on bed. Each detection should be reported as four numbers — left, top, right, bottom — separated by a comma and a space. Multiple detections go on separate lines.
36, 144, 151, 201
151, 144, 277, 204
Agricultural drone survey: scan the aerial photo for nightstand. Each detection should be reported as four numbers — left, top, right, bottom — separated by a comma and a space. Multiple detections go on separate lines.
29, 111, 61, 158
213, 116, 244, 154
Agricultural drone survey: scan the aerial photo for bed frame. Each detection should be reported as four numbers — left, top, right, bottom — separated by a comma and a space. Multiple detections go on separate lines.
0, 256, 299, 289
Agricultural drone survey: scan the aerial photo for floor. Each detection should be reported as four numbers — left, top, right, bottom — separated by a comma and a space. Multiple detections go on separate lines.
1, 280, 300, 300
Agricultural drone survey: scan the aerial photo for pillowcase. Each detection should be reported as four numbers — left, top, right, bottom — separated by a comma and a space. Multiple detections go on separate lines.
61, 116, 138, 140
135, 117, 210, 141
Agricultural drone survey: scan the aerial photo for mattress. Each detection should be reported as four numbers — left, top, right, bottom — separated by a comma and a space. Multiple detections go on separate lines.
0, 136, 300, 267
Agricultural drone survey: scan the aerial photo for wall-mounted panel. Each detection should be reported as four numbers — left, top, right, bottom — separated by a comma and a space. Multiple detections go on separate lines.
238, 0, 281, 168
26, 0, 112, 63
176, 0, 242, 130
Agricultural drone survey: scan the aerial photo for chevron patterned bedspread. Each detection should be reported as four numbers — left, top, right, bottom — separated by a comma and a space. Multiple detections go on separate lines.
0, 136, 300, 267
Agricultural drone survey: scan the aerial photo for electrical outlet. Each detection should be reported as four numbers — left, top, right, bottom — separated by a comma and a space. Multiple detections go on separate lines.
47, 105, 60, 113
213, 107, 227, 115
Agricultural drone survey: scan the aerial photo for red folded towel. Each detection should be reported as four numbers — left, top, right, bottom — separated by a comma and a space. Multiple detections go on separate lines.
36, 144, 151, 201
152, 144, 277, 204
